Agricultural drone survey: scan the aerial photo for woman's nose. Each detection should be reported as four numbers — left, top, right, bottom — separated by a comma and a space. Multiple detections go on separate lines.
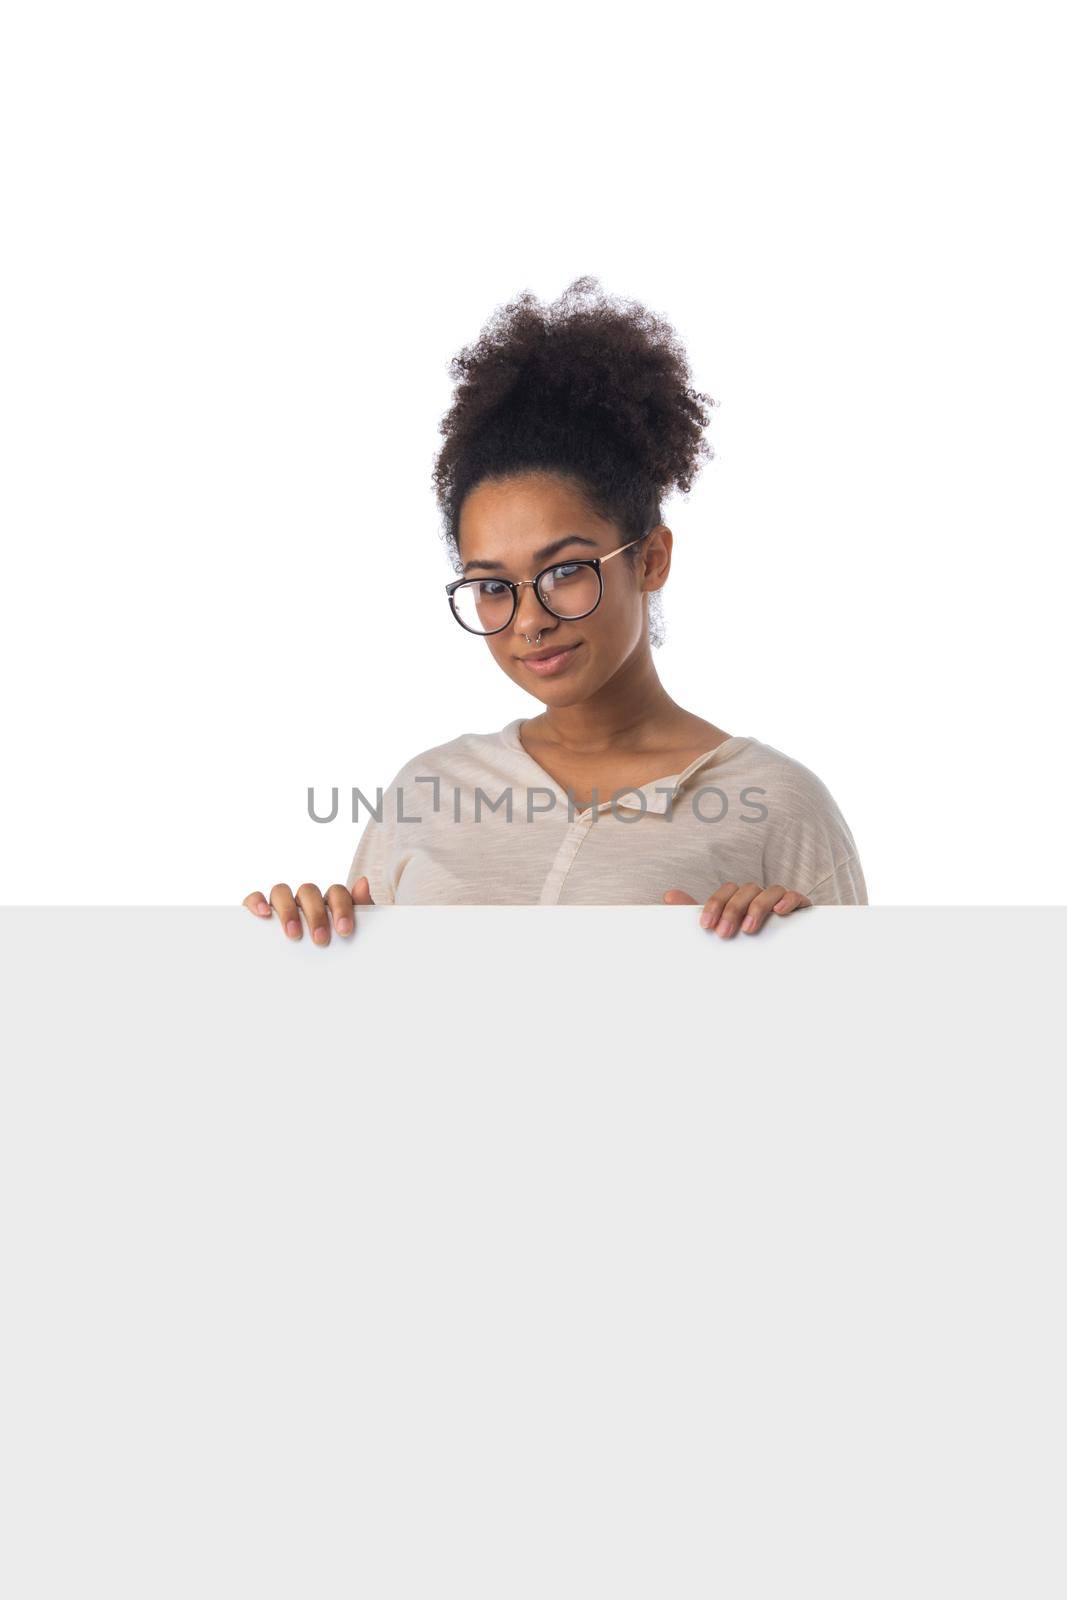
513, 584, 556, 634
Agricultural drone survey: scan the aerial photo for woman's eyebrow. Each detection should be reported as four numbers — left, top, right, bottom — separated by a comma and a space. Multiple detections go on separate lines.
462, 534, 600, 575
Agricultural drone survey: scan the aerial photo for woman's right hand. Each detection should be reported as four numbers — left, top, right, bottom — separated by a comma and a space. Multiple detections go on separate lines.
242, 876, 374, 944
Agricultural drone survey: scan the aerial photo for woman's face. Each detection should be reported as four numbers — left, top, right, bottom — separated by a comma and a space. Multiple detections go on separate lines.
455, 472, 671, 708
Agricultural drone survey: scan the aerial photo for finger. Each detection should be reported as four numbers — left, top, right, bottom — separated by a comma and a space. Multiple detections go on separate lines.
740, 885, 788, 934
662, 887, 699, 905
716, 882, 762, 938
349, 874, 375, 906
324, 883, 356, 936
296, 882, 330, 946
269, 882, 303, 940
698, 883, 738, 930
772, 889, 814, 915
243, 891, 272, 919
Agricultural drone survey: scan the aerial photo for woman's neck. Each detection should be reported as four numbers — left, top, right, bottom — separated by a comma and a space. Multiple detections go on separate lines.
529, 649, 686, 755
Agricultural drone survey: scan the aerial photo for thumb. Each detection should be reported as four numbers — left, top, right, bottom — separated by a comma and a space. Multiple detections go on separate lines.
350, 875, 375, 905
662, 887, 699, 905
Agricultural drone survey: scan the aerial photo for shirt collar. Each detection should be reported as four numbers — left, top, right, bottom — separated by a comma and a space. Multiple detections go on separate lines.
611, 739, 748, 813
499, 719, 748, 814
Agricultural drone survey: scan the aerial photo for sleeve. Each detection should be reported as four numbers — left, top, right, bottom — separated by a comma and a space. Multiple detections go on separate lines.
344, 762, 409, 906
804, 852, 868, 906
759, 763, 869, 906
345, 812, 395, 905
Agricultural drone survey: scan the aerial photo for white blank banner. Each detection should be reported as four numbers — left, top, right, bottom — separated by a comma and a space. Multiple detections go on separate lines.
2, 907, 1065, 1598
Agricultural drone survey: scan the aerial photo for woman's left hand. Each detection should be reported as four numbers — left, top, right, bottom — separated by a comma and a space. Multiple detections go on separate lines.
662, 881, 812, 936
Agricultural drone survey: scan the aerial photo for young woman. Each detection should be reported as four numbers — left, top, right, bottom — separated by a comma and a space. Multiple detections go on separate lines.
244, 277, 867, 943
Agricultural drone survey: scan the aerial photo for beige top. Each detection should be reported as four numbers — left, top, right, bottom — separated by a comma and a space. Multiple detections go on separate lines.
345, 717, 868, 906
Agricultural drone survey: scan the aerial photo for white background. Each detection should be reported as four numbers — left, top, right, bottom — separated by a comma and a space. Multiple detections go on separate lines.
1, 2, 1063, 905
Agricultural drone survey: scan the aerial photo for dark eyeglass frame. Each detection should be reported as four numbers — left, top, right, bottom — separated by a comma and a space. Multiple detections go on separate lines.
445, 530, 654, 637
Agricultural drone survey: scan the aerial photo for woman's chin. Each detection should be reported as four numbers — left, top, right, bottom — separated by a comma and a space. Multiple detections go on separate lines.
528, 682, 593, 708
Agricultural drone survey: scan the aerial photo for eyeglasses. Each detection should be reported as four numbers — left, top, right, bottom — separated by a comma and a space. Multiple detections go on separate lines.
445, 531, 653, 637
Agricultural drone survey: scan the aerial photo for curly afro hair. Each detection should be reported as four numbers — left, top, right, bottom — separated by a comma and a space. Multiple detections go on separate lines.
432, 275, 717, 649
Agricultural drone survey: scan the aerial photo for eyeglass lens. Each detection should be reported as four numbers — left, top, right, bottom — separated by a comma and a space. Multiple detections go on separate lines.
451, 563, 601, 634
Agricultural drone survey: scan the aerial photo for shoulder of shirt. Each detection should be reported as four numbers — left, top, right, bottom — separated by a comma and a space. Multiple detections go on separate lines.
381, 724, 516, 784
718, 737, 842, 808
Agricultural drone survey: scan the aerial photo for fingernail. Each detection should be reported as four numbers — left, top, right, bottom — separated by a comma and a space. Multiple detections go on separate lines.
699, 909, 712, 929
718, 919, 733, 937
286, 919, 301, 938
313, 926, 328, 944
742, 914, 756, 932
336, 916, 352, 934
256, 903, 271, 916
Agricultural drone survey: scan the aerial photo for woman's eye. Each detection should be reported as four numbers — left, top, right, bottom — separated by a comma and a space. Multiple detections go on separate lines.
479, 581, 508, 598
550, 563, 582, 580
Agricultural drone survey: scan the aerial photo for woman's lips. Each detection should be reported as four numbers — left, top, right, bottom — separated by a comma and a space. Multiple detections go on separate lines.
519, 643, 580, 676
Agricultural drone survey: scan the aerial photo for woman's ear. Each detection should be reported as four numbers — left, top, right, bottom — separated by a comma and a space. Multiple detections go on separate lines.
642, 526, 672, 592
